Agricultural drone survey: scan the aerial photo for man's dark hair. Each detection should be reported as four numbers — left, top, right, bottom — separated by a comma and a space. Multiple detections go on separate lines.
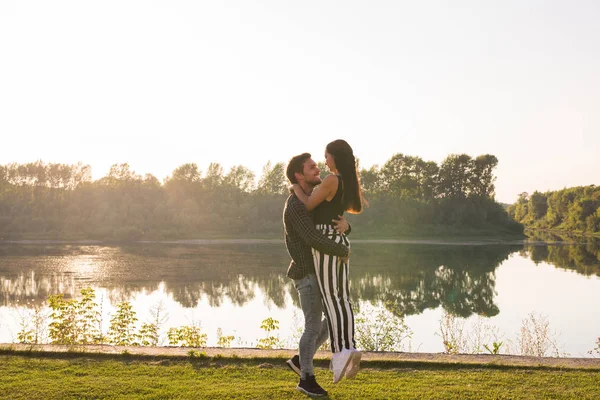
286, 153, 311, 184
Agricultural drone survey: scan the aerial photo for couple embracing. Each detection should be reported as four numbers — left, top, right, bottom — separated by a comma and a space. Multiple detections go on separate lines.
282, 139, 365, 397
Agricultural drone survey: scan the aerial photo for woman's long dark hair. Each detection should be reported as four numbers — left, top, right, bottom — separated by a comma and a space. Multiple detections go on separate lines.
326, 139, 364, 214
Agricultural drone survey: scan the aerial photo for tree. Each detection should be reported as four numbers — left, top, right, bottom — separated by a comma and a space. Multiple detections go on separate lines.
360, 165, 382, 196
257, 161, 287, 195
100, 163, 141, 186
438, 154, 473, 198
379, 154, 436, 200
470, 155, 498, 198
169, 163, 202, 183
203, 162, 224, 190
223, 165, 256, 192
528, 191, 548, 220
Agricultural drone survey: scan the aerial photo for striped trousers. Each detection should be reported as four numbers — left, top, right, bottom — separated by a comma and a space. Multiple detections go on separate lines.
312, 224, 356, 353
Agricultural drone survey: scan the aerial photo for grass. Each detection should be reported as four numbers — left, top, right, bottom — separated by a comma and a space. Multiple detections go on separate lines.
1, 352, 599, 399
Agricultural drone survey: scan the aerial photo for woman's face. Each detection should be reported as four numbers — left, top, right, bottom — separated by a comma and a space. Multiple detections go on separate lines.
324, 151, 336, 172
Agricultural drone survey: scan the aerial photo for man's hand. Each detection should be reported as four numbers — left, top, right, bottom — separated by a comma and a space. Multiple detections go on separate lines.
333, 215, 351, 263
332, 215, 349, 234
341, 247, 351, 264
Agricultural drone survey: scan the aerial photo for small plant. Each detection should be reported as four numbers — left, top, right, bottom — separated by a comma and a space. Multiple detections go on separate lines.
48, 294, 78, 345
591, 337, 600, 356
168, 325, 207, 347
355, 302, 412, 352
437, 311, 468, 354
16, 304, 49, 345
96, 293, 106, 344
107, 301, 139, 346
516, 312, 564, 357
216, 328, 234, 348
77, 288, 102, 344
484, 341, 504, 355
187, 349, 207, 358
139, 323, 159, 347
138, 301, 168, 346
48, 288, 102, 345
256, 317, 284, 349
469, 315, 504, 355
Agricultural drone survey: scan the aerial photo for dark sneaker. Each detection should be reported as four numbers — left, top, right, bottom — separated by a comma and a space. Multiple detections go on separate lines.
286, 354, 301, 376
297, 375, 328, 397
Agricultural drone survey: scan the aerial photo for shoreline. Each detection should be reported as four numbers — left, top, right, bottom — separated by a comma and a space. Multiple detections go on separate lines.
0, 238, 581, 246
2, 343, 599, 370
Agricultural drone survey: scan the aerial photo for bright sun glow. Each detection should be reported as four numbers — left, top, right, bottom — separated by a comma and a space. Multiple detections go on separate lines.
1, 1, 599, 203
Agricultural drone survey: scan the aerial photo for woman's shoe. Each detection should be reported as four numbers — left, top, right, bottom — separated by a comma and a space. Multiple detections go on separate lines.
345, 349, 362, 379
331, 348, 353, 383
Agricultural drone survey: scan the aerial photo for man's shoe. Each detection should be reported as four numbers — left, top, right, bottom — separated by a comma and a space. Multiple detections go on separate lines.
296, 374, 328, 397
286, 354, 301, 377
331, 348, 353, 383
345, 349, 362, 379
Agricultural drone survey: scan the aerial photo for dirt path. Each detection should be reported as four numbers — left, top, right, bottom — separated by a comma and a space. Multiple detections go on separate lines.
2, 344, 599, 369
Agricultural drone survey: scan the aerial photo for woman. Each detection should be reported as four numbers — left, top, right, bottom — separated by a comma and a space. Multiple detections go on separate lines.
292, 139, 365, 383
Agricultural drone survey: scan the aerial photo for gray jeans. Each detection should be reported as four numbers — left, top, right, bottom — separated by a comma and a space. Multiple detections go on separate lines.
294, 273, 329, 378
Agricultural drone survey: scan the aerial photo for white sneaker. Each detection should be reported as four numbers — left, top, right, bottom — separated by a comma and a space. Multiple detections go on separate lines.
331, 348, 353, 383
345, 349, 362, 379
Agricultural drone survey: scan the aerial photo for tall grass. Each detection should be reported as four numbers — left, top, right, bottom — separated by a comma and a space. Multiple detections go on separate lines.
11, 287, 592, 358
437, 311, 567, 357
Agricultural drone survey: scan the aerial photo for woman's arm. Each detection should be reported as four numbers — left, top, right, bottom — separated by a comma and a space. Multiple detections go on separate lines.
292, 175, 338, 211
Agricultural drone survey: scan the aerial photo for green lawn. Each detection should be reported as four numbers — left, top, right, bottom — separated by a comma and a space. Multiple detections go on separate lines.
1, 352, 599, 399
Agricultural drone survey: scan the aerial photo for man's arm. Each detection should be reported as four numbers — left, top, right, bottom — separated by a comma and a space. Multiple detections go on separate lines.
288, 198, 348, 257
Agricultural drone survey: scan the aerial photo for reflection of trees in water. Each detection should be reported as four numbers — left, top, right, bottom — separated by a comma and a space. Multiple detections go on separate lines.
522, 232, 600, 276
1, 243, 563, 319
350, 244, 520, 318
0, 271, 77, 306
0, 244, 293, 309
4, 240, 599, 320
171, 277, 257, 308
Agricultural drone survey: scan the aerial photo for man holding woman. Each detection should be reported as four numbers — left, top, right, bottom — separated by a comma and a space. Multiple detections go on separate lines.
283, 140, 365, 397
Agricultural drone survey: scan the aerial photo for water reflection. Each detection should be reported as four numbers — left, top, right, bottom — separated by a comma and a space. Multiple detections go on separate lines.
350, 244, 520, 318
0, 271, 77, 305
1, 239, 599, 318
0, 243, 511, 316
0, 244, 294, 309
522, 232, 600, 277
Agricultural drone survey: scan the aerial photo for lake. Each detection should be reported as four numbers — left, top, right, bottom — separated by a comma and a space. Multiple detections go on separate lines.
1, 240, 599, 357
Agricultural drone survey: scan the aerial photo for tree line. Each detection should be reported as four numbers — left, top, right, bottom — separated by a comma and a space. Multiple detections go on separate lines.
0, 153, 522, 240
507, 186, 600, 235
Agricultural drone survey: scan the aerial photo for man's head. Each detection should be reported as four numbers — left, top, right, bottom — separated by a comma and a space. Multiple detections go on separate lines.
286, 152, 322, 187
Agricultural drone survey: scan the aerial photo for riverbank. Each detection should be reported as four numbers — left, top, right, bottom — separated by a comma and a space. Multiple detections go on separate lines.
2, 343, 600, 369
2, 344, 599, 399
0, 236, 574, 246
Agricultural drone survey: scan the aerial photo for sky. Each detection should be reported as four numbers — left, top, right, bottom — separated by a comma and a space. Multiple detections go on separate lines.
1, 1, 598, 203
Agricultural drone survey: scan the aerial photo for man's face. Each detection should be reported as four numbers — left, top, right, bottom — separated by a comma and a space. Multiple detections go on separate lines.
299, 158, 322, 186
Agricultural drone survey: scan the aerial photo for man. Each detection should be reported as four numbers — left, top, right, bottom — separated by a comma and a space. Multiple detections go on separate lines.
283, 152, 351, 397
